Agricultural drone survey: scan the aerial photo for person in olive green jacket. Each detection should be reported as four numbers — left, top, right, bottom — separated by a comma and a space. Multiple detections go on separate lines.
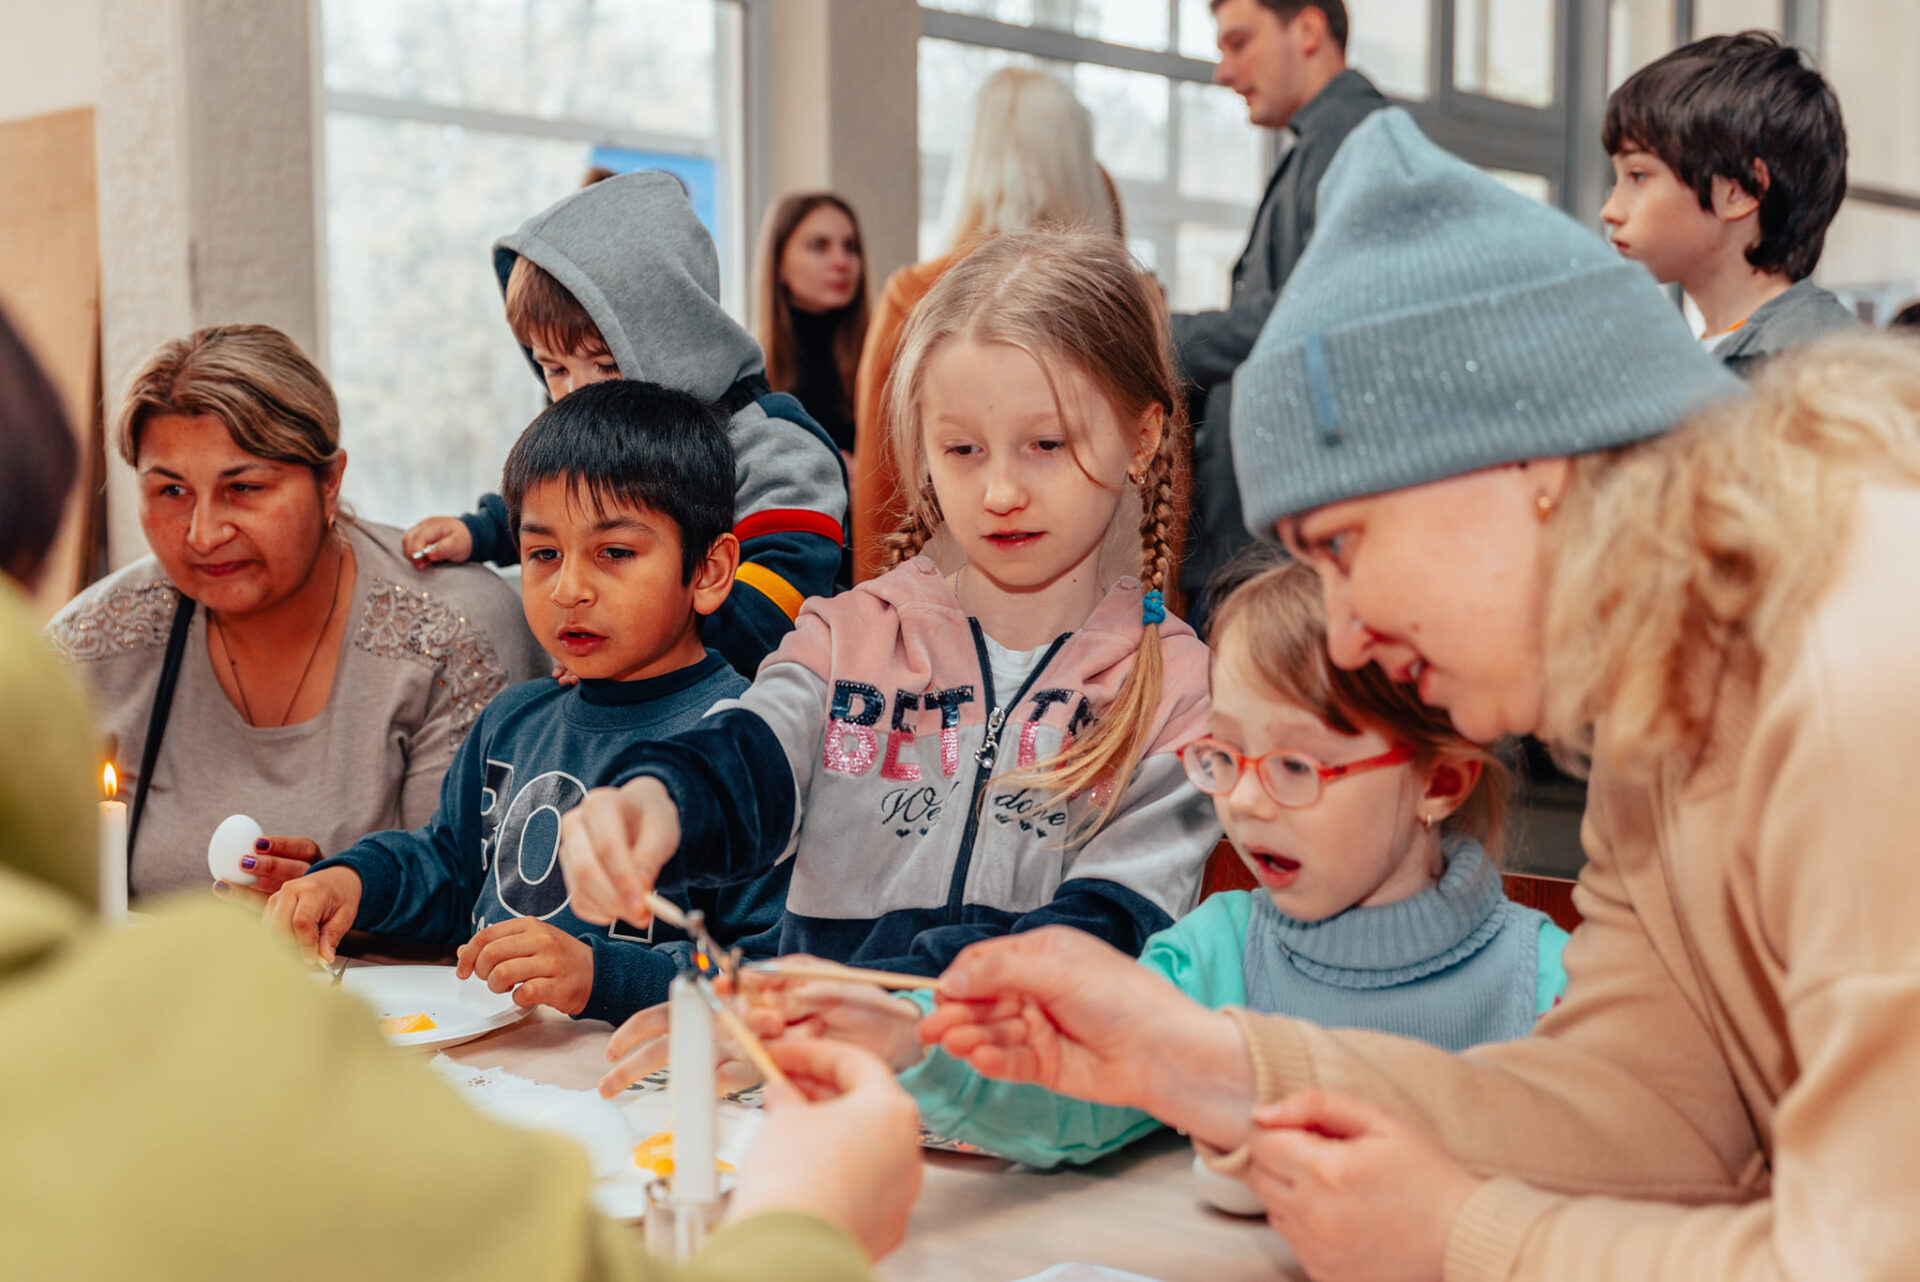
0, 306, 920, 1282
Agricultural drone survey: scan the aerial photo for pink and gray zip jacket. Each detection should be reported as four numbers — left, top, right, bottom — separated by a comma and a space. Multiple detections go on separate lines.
618, 557, 1222, 974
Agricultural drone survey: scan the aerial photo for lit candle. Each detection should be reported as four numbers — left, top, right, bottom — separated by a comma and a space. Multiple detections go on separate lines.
98, 764, 128, 924
668, 971, 719, 1205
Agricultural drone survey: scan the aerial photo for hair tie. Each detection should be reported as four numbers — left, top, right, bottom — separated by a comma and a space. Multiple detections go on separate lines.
1141, 589, 1165, 627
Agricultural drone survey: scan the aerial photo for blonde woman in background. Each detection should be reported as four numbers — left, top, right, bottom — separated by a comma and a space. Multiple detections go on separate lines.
850, 66, 1118, 581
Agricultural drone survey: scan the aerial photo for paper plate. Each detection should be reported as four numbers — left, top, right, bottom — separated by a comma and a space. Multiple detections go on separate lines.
337, 965, 528, 1049
429, 1056, 757, 1221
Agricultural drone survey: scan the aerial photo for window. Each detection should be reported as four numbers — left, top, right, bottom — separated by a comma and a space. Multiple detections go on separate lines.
920, 2, 1582, 305
319, 0, 746, 531
1455, 0, 1557, 107
1689, 0, 1783, 36
918, 6, 1264, 313
1815, 0, 1920, 318
1607, 0, 1676, 90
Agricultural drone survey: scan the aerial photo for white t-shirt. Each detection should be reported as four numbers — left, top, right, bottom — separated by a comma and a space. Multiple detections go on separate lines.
981, 633, 1047, 705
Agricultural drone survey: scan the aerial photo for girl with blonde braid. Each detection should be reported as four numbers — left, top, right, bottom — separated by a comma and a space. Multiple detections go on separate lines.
559, 232, 1220, 1073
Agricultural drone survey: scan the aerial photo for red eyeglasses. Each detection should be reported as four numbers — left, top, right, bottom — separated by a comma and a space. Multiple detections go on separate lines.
1178, 739, 1414, 809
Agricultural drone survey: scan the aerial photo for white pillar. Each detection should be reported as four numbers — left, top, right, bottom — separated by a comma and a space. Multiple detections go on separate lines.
768, 0, 922, 287
95, 0, 321, 568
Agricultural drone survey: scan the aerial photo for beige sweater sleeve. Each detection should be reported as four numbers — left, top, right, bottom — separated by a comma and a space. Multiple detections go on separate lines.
1236, 575, 1920, 1281
1226, 781, 1760, 1204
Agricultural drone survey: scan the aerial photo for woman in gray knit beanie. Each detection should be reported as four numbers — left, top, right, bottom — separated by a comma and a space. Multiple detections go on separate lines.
922, 109, 1920, 1282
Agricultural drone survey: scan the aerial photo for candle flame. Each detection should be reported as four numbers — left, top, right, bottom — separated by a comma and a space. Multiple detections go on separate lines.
103, 763, 118, 800
695, 951, 710, 973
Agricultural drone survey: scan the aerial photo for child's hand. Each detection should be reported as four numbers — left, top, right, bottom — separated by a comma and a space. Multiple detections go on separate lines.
596, 989, 764, 1098
726, 1037, 924, 1262
556, 776, 681, 928
549, 661, 579, 686
1242, 1089, 1480, 1282
263, 866, 363, 964
455, 918, 595, 1016
402, 516, 473, 567
921, 927, 1251, 1132
737, 961, 927, 1072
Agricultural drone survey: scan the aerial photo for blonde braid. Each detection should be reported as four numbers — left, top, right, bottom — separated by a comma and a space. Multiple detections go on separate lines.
884, 480, 944, 571
1136, 428, 1178, 595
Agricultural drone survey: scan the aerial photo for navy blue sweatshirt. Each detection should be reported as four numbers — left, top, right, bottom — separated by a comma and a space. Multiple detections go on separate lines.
313, 651, 789, 1023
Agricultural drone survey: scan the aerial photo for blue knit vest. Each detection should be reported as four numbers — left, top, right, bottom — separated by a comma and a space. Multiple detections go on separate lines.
1241, 836, 1546, 1052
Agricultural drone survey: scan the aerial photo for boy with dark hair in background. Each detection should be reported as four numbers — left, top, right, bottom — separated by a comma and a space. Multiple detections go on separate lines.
1601, 30, 1857, 376
268, 380, 787, 1024
405, 171, 850, 679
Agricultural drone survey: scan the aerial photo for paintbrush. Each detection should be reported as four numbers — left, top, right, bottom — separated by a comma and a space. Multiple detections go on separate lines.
694, 979, 794, 1090
644, 892, 691, 930
744, 959, 941, 991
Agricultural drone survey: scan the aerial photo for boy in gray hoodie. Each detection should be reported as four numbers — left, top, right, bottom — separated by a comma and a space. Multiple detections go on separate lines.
406, 172, 849, 678
1599, 32, 1857, 377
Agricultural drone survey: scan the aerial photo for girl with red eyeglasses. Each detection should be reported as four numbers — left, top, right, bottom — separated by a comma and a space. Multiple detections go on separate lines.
727, 555, 1566, 1184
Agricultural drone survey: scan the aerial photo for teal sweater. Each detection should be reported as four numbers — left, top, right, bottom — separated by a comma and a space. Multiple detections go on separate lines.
901, 885, 1569, 1169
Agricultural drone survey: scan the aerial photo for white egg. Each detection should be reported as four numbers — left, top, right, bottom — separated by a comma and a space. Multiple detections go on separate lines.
1191, 1152, 1266, 1217
207, 813, 265, 887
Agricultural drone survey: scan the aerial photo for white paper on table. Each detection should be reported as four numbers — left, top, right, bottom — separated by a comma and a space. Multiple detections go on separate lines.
429, 1055, 760, 1220
1011, 1265, 1167, 1282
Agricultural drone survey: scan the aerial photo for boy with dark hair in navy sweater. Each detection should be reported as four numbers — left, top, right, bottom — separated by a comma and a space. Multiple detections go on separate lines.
266, 380, 788, 1023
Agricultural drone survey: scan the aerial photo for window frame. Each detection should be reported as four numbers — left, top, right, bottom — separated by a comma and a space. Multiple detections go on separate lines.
918, 0, 1583, 240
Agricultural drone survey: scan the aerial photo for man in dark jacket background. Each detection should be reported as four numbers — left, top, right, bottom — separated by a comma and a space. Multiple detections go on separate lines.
1171, 0, 1387, 623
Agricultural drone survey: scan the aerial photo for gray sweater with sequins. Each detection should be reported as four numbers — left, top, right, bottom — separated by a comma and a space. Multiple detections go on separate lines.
46, 519, 547, 899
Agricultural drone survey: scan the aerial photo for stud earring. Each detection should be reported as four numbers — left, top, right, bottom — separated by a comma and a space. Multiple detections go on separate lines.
1534, 491, 1555, 523
1420, 812, 1436, 832
1127, 469, 1144, 486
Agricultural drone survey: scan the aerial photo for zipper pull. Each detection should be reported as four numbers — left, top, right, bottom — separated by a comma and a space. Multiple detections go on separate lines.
975, 706, 1007, 768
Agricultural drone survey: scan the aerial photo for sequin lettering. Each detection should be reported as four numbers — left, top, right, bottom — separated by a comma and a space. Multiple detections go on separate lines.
824, 681, 885, 775
922, 686, 976, 778
1016, 690, 1077, 767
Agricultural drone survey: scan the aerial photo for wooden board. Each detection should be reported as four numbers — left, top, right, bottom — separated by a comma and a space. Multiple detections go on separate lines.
0, 105, 102, 612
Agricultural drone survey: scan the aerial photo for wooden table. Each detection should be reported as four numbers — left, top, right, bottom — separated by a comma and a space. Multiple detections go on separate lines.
443, 1009, 1305, 1282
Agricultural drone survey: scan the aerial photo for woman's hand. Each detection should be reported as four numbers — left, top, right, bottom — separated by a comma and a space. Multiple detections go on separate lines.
920, 928, 1252, 1135
402, 515, 473, 567
221, 834, 323, 897
263, 866, 363, 964
456, 918, 595, 1016
1243, 1090, 1481, 1282
738, 961, 927, 1072
556, 776, 681, 927
725, 1037, 924, 1262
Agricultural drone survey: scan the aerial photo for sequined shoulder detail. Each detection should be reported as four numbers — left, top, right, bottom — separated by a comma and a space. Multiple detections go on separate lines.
47, 579, 184, 663
354, 578, 510, 738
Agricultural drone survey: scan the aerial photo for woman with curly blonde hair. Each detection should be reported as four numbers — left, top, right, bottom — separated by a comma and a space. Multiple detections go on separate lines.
917, 110, 1920, 1282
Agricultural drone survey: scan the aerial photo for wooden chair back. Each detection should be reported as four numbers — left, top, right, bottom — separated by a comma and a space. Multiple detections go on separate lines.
1200, 841, 1585, 933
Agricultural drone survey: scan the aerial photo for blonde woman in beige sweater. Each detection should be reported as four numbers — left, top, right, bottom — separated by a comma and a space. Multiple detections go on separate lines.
918, 110, 1920, 1281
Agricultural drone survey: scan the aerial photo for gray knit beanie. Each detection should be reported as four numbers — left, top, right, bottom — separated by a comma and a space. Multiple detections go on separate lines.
1231, 108, 1743, 536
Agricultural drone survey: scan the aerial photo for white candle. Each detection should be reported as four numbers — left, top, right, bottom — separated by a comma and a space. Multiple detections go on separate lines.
98, 764, 128, 924
668, 972, 719, 1204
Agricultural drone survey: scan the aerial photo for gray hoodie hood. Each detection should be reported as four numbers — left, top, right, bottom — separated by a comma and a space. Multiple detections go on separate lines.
493, 171, 764, 403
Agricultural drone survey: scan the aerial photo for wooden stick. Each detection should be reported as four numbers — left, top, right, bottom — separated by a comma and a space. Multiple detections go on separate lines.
644, 892, 690, 930
748, 960, 941, 991
696, 981, 794, 1089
